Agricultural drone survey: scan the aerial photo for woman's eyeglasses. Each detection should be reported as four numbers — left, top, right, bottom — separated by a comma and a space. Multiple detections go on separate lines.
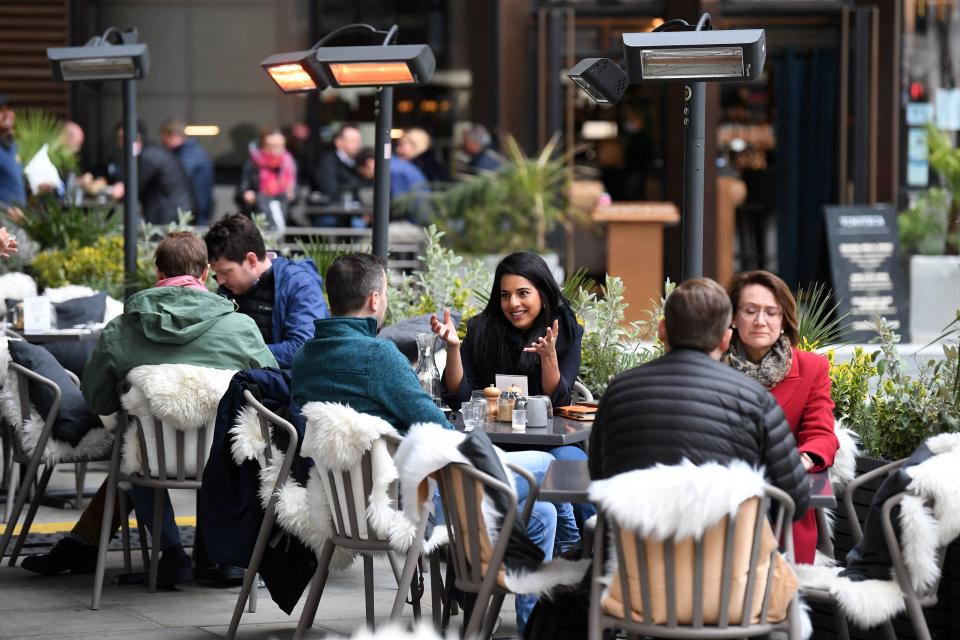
738, 305, 782, 319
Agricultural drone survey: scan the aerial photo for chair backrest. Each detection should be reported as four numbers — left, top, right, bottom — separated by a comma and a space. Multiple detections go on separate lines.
119, 365, 234, 482
241, 388, 299, 497
848, 458, 951, 606
595, 484, 797, 632
572, 379, 593, 404
319, 434, 401, 543
435, 461, 518, 593
5, 362, 62, 464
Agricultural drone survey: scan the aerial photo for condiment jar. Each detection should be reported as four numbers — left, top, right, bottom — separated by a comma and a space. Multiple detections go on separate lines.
497, 390, 517, 422
483, 385, 501, 416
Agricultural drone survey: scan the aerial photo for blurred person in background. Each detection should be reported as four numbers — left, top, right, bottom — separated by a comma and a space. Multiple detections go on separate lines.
235, 128, 297, 230
395, 127, 448, 183
310, 122, 363, 205
160, 118, 215, 225
0, 94, 26, 219
355, 145, 428, 223
461, 123, 503, 175
111, 122, 194, 226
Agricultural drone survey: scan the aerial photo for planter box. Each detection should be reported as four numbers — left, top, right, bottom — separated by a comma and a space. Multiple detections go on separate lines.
909, 255, 960, 344
809, 456, 960, 639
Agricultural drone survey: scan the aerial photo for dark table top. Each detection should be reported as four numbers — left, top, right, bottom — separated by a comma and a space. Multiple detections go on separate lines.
453, 414, 592, 447
15, 326, 103, 343
538, 460, 838, 509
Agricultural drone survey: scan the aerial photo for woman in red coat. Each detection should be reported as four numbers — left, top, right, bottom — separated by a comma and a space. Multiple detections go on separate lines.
726, 270, 838, 564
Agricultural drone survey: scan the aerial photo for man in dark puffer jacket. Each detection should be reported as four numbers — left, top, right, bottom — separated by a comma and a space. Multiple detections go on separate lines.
588, 278, 810, 519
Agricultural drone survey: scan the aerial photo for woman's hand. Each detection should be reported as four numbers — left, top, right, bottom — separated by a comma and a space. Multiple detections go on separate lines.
524, 318, 559, 361
800, 452, 814, 471
430, 309, 460, 348
0, 226, 17, 258
243, 190, 257, 205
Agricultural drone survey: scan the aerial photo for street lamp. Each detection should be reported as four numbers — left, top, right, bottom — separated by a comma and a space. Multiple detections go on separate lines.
569, 15, 766, 280
262, 25, 436, 262
48, 27, 150, 299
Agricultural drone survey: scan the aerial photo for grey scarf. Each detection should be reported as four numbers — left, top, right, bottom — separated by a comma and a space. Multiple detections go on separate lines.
725, 334, 793, 389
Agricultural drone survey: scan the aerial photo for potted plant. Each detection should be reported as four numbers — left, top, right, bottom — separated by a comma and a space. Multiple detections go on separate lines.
408, 135, 586, 280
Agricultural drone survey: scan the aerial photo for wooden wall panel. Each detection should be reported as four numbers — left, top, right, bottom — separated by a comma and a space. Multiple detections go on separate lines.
0, 0, 71, 116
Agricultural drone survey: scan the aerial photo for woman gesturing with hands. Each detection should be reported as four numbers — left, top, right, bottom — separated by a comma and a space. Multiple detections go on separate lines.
431, 252, 582, 409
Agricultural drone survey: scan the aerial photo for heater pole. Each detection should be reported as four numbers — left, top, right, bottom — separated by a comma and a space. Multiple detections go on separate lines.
682, 80, 705, 280
122, 79, 139, 300
372, 86, 394, 262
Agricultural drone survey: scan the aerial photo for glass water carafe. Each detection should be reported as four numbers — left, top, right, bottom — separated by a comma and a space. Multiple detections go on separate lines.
415, 333, 442, 404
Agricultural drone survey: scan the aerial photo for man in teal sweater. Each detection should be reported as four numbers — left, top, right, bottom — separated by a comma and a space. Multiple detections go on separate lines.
291, 254, 560, 632
291, 253, 448, 430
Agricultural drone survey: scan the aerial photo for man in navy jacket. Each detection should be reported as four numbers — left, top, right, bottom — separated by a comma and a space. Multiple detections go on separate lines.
161, 118, 215, 224
205, 213, 328, 368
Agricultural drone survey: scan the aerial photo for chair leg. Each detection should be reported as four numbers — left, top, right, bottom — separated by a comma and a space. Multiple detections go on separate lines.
92, 435, 123, 610
248, 573, 258, 613
429, 553, 443, 629
833, 604, 850, 640
390, 513, 430, 621
136, 517, 150, 572
3, 464, 15, 525
228, 495, 285, 639
480, 593, 506, 639
904, 594, 933, 640
117, 489, 132, 573
9, 464, 55, 563
147, 487, 163, 592
0, 455, 38, 564
364, 554, 375, 629
293, 540, 336, 640
786, 594, 803, 640
74, 462, 87, 510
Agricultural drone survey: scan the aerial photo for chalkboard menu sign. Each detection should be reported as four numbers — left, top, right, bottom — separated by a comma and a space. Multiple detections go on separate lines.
824, 204, 910, 342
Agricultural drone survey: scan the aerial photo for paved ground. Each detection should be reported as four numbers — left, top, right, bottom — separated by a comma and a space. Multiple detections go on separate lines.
0, 464, 517, 640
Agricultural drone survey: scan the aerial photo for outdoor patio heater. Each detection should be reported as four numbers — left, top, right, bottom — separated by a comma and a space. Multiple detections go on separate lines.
48, 27, 150, 299
261, 25, 436, 262
569, 15, 766, 280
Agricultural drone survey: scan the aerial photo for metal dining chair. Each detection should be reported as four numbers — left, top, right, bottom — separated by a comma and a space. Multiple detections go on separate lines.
802, 458, 950, 640
432, 460, 538, 639
0, 362, 111, 564
293, 429, 433, 639
226, 389, 300, 640
588, 484, 804, 640
91, 371, 218, 608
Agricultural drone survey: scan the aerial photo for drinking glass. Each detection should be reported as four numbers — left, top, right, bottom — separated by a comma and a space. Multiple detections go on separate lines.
470, 389, 485, 403
511, 408, 527, 431
463, 400, 483, 431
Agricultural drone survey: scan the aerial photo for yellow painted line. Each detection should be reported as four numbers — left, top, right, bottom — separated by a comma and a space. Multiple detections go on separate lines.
10, 516, 197, 536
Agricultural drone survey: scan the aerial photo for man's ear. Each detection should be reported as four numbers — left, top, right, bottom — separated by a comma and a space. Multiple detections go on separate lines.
155, 268, 165, 283
368, 289, 382, 315
200, 265, 209, 282
657, 318, 669, 346
245, 251, 259, 269
718, 327, 733, 353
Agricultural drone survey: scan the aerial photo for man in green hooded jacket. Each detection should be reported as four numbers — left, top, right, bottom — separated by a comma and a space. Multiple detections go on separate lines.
23, 232, 276, 583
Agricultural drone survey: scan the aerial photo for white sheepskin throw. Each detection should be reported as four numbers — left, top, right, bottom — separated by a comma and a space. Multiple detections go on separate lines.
589, 460, 767, 541
817, 421, 862, 546
300, 402, 426, 552
396, 423, 590, 596
42, 284, 97, 303
0, 272, 37, 301
795, 434, 960, 629
228, 401, 354, 572
118, 364, 236, 476
0, 337, 111, 463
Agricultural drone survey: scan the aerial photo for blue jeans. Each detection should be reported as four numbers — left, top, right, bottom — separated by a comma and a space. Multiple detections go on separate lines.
128, 486, 181, 551
506, 449, 581, 555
